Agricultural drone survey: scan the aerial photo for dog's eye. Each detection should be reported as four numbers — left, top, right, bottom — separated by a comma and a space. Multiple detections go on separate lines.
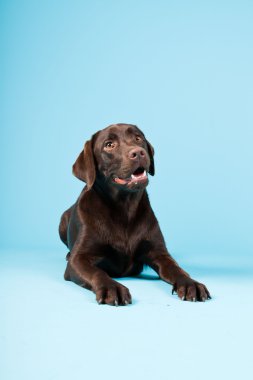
104, 141, 115, 149
136, 136, 142, 142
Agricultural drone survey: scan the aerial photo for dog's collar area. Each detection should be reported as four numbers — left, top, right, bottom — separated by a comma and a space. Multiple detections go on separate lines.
113, 167, 148, 185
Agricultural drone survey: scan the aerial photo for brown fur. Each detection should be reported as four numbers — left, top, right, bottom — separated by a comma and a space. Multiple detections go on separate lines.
59, 123, 211, 305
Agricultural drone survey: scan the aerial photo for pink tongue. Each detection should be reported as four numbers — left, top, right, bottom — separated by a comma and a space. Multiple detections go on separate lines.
114, 177, 128, 185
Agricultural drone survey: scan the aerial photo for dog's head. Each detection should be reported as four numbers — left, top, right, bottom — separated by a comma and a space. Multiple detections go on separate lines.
72, 123, 154, 192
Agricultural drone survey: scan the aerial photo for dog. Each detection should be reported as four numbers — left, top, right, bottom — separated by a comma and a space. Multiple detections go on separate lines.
59, 123, 211, 306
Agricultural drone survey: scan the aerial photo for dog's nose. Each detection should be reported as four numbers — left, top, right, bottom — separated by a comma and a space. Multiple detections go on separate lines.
128, 148, 146, 160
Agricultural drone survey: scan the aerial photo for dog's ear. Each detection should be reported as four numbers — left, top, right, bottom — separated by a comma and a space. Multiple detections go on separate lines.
72, 134, 98, 190
147, 140, 155, 176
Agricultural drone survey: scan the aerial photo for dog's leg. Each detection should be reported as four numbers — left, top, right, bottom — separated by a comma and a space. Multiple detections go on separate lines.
59, 207, 72, 247
65, 241, 132, 306
144, 249, 211, 302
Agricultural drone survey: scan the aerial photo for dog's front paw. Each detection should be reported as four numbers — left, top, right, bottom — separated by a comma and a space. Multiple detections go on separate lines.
172, 276, 211, 302
95, 281, 132, 306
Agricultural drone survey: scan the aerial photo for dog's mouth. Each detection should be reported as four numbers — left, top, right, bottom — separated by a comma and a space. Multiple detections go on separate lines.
113, 167, 148, 187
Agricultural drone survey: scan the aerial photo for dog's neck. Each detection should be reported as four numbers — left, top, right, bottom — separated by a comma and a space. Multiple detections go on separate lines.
93, 178, 147, 222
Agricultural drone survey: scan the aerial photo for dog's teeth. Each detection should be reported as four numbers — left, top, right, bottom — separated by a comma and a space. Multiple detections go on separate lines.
131, 170, 147, 180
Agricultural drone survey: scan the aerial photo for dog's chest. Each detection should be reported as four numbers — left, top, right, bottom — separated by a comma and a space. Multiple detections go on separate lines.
97, 240, 144, 277
102, 218, 145, 255
95, 219, 147, 276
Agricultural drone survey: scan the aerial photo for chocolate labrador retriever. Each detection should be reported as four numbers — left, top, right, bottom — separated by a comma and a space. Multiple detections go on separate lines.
59, 123, 211, 306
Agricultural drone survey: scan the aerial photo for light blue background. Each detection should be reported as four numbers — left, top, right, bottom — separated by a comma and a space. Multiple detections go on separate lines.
1, 1, 253, 380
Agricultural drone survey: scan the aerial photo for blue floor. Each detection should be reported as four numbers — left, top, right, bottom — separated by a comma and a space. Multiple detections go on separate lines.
1, 249, 252, 380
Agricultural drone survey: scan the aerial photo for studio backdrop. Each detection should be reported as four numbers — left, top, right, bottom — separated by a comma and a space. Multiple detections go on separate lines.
1, 0, 253, 269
